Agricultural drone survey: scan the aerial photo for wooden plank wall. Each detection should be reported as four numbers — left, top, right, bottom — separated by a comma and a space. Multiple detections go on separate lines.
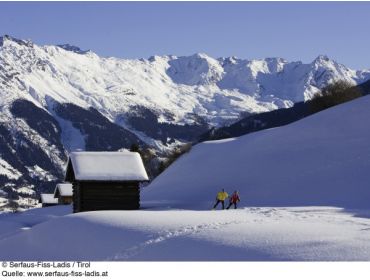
73, 182, 140, 212
72, 182, 81, 213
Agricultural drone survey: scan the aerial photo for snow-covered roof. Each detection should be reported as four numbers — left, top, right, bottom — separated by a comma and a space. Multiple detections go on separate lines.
66, 151, 149, 182
54, 183, 73, 198
40, 194, 58, 204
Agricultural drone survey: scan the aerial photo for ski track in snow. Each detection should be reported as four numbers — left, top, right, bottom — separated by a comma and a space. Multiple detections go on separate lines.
108, 220, 242, 261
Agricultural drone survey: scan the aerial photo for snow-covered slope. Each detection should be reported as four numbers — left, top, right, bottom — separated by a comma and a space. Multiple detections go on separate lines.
144, 95, 370, 209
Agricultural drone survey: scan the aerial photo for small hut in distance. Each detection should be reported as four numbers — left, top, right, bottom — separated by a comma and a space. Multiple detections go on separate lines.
65, 151, 149, 213
54, 183, 73, 205
39, 194, 58, 207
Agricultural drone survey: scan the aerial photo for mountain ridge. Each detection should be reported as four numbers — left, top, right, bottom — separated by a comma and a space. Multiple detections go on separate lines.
1, 34, 370, 210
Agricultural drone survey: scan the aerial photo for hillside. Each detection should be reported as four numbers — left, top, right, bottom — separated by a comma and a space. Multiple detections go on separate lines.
143, 95, 370, 209
200, 81, 370, 141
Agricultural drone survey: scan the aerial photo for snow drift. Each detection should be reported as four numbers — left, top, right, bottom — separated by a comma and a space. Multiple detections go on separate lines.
143, 95, 370, 209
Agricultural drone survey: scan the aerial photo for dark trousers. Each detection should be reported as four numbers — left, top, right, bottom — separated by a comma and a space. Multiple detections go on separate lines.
213, 200, 225, 209
227, 202, 237, 209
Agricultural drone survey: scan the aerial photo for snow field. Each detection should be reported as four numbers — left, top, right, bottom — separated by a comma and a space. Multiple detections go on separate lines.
0, 206, 369, 261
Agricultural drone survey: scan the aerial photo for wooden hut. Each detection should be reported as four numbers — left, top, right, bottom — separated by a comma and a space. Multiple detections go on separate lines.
65, 151, 149, 213
39, 193, 58, 207
54, 183, 73, 205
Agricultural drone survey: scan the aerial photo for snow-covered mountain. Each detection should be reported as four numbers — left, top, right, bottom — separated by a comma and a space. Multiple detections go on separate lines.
2, 35, 370, 127
1, 34, 370, 209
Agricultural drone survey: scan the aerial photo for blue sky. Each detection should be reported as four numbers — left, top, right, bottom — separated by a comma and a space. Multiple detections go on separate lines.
1, 1, 369, 69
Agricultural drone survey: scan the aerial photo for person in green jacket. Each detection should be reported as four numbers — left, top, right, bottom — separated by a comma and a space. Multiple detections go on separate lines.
213, 189, 229, 210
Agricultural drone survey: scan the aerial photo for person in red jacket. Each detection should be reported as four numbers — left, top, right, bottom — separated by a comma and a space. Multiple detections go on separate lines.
227, 191, 241, 209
